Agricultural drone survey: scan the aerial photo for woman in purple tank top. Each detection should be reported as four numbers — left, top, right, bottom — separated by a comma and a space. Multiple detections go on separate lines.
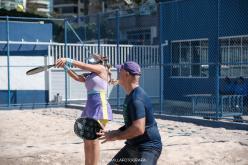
56, 54, 113, 165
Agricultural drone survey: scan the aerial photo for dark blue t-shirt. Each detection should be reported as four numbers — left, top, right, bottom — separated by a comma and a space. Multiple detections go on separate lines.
121, 87, 162, 151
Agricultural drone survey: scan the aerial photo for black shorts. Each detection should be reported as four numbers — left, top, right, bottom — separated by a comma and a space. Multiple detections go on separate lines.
107, 145, 161, 165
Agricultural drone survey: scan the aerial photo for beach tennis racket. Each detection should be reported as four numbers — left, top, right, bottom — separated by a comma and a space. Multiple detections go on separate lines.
74, 117, 103, 140
26, 64, 55, 75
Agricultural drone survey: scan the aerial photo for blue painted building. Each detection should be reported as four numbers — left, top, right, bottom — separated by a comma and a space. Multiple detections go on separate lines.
159, 0, 248, 100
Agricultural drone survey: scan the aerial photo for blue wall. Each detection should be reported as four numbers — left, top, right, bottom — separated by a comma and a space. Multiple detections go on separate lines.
0, 90, 49, 104
0, 21, 53, 105
160, 0, 248, 100
0, 21, 52, 56
219, 0, 248, 37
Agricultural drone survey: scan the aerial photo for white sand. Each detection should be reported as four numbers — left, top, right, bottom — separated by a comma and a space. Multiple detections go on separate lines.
0, 108, 248, 165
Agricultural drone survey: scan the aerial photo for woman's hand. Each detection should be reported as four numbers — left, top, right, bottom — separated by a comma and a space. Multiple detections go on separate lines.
56, 58, 67, 68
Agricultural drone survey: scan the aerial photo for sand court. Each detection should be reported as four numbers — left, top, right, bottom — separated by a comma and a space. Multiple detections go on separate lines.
0, 108, 248, 165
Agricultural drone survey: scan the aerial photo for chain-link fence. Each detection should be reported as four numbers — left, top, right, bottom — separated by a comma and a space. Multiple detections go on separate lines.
0, 16, 65, 108
1, 0, 247, 122
159, 0, 248, 121
61, 5, 160, 110
0, 3, 160, 111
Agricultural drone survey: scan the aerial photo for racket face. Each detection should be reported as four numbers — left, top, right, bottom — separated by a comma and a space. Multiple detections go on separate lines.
74, 117, 102, 140
26, 65, 54, 75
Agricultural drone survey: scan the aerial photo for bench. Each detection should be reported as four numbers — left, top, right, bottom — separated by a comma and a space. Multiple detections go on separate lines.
185, 94, 244, 120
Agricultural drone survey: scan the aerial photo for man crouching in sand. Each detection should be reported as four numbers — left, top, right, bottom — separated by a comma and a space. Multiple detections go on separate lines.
98, 61, 162, 165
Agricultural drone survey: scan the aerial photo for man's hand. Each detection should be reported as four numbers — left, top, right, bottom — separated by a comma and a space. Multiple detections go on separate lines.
97, 130, 120, 144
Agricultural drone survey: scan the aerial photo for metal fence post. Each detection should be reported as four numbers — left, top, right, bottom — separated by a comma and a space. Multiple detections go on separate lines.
215, 0, 221, 119
97, 13, 101, 54
6, 16, 11, 108
160, 43, 164, 115
84, 16, 87, 41
159, 3, 164, 115
64, 19, 68, 105
116, 10, 120, 110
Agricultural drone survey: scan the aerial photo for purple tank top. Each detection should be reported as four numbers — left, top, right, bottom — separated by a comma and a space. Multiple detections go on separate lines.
85, 73, 108, 93
82, 73, 112, 121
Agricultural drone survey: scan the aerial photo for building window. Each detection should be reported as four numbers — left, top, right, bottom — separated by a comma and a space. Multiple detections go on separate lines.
171, 39, 209, 77
220, 36, 248, 78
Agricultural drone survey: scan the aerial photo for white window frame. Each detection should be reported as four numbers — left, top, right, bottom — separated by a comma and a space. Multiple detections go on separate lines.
170, 38, 209, 78
220, 35, 248, 78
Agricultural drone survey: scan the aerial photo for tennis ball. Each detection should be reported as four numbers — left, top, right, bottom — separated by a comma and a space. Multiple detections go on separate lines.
16, 4, 24, 12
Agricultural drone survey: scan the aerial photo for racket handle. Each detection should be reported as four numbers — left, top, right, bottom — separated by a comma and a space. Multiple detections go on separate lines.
49, 64, 56, 68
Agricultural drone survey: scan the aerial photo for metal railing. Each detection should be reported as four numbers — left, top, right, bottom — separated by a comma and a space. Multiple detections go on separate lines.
0, 40, 160, 66
49, 43, 160, 67
0, 40, 160, 108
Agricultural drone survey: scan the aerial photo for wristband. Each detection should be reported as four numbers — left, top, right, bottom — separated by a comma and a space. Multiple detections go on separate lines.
66, 58, 74, 67
64, 64, 70, 72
